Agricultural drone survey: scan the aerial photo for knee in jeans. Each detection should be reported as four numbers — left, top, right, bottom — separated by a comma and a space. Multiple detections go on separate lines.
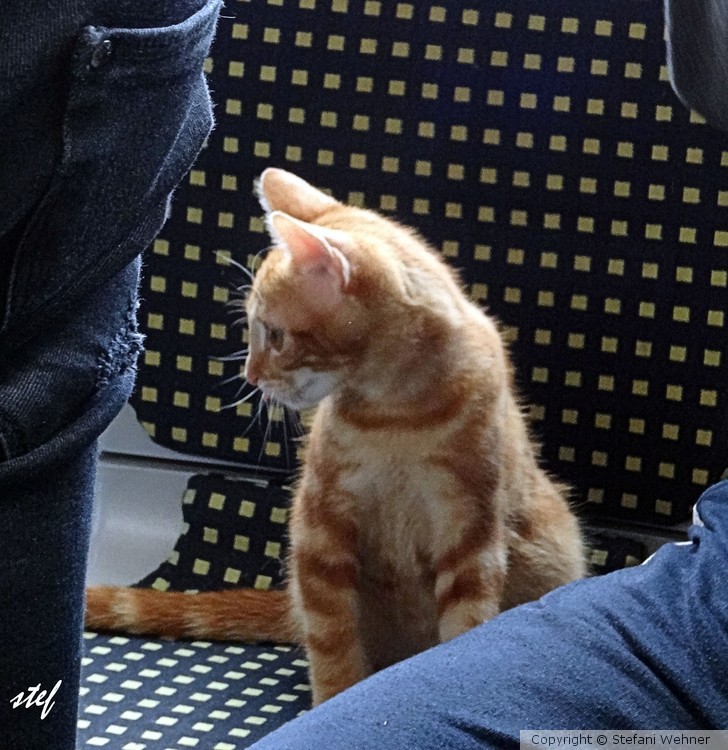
0, 259, 142, 463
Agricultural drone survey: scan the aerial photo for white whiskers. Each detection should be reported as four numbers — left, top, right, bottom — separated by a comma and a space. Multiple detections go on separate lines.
215, 250, 255, 283
213, 248, 300, 468
218, 384, 261, 411
216, 369, 249, 389
214, 369, 302, 469
211, 348, 249, 363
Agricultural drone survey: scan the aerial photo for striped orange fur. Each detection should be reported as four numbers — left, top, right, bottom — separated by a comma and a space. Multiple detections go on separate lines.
85, 586, 296, 642
86, 168, 587, 707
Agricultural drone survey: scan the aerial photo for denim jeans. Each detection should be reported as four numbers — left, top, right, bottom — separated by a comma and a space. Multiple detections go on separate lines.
665, 0, 728, 131
250, 482, 728, 749
0, 1, 220, 747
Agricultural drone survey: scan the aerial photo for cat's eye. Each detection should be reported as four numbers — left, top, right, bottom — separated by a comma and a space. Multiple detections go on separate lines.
268, 327, 285, 351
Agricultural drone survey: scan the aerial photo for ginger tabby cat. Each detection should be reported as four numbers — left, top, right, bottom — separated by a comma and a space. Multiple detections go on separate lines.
86, 168, 587, 706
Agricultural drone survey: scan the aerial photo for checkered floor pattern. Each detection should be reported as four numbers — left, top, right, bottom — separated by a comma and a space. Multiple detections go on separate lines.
78, 632, 309, 749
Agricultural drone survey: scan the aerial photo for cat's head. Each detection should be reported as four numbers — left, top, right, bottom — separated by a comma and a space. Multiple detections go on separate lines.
243, 168, 465, 411
243, 169, 371, 410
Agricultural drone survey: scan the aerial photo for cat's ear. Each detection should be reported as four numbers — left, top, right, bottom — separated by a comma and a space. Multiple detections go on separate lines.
268, 211, 351, 293
257, 168, 339, 222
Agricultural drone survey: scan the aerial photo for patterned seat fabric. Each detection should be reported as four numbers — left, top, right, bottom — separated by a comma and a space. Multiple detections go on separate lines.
78, 633, 309, 749
135, 474, 290, 594
129, 0, 728, 527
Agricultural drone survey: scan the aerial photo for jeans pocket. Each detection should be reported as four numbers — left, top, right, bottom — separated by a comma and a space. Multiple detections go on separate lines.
0, 0, 221, 351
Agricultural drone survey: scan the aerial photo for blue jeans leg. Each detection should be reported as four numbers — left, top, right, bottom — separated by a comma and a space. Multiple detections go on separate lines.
0, 448, 96, 749
0, 2, 220, 747
0, 258, 142, 749
250, 483, 728, 749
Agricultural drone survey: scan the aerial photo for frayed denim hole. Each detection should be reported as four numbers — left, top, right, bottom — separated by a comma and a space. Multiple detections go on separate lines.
95, 287, 145, 389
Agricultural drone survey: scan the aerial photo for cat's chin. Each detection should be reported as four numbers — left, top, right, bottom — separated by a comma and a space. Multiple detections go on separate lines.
261, 387, 326, 412
282, 371, 338, 410
284, 399, 318, 411
275, 392, 327, 411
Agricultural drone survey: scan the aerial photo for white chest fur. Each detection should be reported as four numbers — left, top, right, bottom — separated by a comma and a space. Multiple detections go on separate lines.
336, 433, 446, 581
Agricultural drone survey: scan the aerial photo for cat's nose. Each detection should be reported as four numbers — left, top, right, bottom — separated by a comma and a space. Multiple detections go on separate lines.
244, 360, 259, 386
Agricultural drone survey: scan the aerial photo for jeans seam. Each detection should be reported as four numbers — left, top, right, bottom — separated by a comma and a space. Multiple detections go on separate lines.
0, 404, 27, 461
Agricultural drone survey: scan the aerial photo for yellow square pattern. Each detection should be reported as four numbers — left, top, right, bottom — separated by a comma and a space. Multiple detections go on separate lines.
129, 2, 728, 524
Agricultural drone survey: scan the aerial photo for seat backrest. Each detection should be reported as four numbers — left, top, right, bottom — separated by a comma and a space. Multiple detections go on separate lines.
130, 0, 728, 526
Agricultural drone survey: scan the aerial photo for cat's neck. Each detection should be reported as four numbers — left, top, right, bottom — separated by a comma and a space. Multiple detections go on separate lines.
328, 304, 502, 431
332, 380, 466, 432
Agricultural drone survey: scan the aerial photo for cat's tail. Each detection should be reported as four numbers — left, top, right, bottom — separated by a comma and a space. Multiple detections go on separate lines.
85, 586, 299, 644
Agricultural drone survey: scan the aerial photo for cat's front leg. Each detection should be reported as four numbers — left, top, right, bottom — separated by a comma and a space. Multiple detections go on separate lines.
434, 538, 507, 642
290, 550, 368, 705
289, 489, 369, 706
